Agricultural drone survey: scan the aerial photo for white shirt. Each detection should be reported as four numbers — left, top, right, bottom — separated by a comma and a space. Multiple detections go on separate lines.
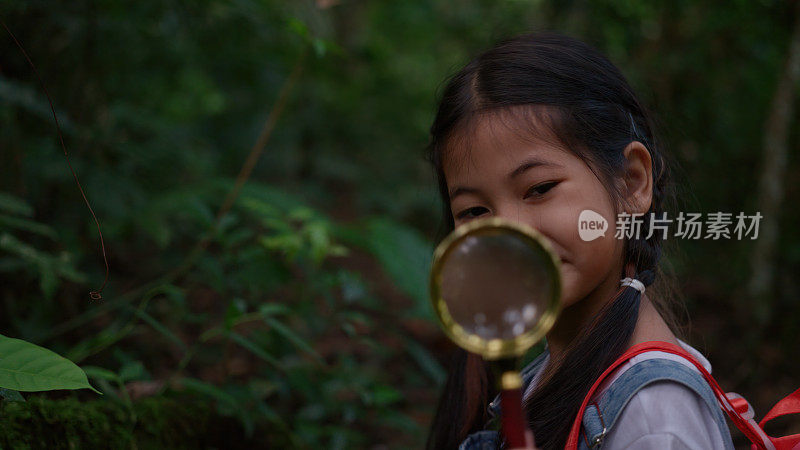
522, 339, 732, 449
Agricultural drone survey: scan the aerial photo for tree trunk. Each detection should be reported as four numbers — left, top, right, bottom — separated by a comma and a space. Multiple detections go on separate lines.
748, 2, 800, 320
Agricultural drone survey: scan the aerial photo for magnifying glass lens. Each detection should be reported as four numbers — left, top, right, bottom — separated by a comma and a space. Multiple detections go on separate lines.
440, 229, 556, 341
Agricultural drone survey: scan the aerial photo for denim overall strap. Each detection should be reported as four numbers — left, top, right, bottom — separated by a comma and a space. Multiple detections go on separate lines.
487, 348, 550, 419
577, 358, 734, 450
458, 430, 503, 450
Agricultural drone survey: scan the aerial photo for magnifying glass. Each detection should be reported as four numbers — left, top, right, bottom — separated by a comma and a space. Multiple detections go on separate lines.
429, 217, 562, 448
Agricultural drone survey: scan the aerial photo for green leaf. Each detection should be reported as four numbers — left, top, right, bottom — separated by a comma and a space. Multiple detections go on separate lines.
0, 233, 85, 296
38, 260, 58, 301
258, 303, 290, 317
82, 365, 122, 383
340, 218, 433, 319
128, 306, 187, 351
179, 377, 238, 408
312, 38, 327, 57
0, 193, 33, 217
117, 360, 150, 383
286, 17, 310, 40
0, 334, 100, 393
370, 385, 402, 406
0, 214, 57, 238
178, 378, 255, 436
224, 299, 246, 330
0, 232, 39, 260
228, 332, 282, 370
406, 339, 445, 386
263, 317, 323, 363
0, 75, 76, 133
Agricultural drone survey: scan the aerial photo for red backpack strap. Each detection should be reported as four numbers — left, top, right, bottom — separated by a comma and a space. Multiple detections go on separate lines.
565, 340, 797, 450
756, 386, 800, 450
565, 341, 678, 449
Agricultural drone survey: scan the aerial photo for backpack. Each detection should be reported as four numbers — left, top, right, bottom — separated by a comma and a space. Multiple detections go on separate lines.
565, 340, 800, 450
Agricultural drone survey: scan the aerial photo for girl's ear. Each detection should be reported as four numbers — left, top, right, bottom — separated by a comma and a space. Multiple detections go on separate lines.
621, 141, 653, 214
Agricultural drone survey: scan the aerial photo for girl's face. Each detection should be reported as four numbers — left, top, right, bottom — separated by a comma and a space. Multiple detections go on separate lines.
443, 115, 626, 309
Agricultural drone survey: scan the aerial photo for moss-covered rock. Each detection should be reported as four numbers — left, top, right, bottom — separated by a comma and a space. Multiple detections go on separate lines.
0, 396, 277, 449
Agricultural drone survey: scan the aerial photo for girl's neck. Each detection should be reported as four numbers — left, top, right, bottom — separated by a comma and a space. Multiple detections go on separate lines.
628, 293, 680, 347
544, 270, 623, 361
544, 278, 678, 363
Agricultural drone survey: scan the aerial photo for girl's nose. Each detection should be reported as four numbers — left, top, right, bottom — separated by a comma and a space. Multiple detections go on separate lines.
493, 205, 545, 238
494, 204, 527, 225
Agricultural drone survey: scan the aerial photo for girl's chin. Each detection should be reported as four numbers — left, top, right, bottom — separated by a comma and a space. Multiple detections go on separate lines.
556, 264, 573, 294
556, 282, 579, 309
558, 291, 580, 309
556, 267, 582, 309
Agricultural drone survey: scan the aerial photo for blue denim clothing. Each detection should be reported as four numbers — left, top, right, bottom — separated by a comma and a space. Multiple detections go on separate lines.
458, 347, 734, 450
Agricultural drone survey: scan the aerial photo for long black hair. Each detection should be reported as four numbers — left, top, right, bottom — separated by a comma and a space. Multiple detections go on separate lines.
425, 31, 686, 450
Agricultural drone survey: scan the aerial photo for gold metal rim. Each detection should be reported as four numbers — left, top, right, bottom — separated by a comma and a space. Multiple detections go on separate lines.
429, 217, 562, 360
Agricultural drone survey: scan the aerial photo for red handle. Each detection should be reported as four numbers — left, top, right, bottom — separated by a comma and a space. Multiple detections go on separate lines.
501, 386, 531, 448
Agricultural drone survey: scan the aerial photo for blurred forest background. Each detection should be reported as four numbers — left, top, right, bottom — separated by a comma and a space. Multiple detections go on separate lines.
1, 0, 799, 448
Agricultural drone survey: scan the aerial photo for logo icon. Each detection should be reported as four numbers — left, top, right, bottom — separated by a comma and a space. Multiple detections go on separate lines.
578, 209, 608, 241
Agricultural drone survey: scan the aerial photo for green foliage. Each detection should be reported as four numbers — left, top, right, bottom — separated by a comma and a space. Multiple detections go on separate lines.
0, 334, 98, 394
245, 197, 349, 266
0, 194, 85, 302
0, 396, 274, 449
336, 217, 434, 320
1, 0, 798, 447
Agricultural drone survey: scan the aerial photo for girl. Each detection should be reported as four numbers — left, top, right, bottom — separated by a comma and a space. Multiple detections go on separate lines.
424, 32, 736, 449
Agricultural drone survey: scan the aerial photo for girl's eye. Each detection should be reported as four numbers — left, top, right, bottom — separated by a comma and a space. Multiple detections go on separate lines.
525, 181, 558, 199
456, 206, 488, 220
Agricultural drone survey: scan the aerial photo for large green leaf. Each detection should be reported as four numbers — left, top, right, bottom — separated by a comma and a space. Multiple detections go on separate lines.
0, 334, 99, 393
337, 217, 434, 320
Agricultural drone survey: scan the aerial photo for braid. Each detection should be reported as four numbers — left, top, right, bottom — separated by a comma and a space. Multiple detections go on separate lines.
626, 108, 689, 338
625, 109, 669, 286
